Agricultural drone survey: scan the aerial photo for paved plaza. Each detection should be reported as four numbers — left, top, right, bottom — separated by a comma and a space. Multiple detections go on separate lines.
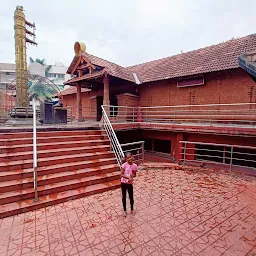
0, 166, 256, 256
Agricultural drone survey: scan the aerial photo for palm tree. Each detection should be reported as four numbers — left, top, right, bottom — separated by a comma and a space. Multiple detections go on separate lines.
28, 79, 57, 103
29, 57, 52, 75
28, 58, 56, 103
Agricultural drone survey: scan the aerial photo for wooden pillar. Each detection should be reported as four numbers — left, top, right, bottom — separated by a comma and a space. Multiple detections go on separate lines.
103, 75, 110, 115
76, 84, 83, 121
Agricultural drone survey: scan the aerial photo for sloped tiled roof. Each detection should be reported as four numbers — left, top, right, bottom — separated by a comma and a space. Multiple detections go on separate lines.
60, 86, 90, 96
128, 34, 256, 83
84, 53, 135, 82
66, 34, 256, 85
67, 53, 135, 83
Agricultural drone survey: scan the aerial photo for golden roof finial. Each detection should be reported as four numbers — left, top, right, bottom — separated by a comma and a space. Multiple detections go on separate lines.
74, 42, 86, 56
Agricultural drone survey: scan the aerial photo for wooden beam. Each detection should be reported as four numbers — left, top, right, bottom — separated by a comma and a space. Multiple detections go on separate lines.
81, 56, 96, 69
77, 70, 82, 77
77, 64, 91, 70
70, 56, 81, 75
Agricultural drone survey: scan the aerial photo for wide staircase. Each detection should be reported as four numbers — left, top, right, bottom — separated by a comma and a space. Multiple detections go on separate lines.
0, 129, 120, 218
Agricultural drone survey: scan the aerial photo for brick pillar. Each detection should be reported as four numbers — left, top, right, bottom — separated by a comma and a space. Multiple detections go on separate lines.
76, 84, 83, 121
175, 133, 184, 163
103, 75, 110, 115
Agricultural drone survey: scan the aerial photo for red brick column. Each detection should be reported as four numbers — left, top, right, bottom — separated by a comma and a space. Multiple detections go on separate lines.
175, 133, 184, 163
76, 84, 83, 121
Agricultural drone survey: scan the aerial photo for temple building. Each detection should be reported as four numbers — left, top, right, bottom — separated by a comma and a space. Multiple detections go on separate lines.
63, 34, 256, 168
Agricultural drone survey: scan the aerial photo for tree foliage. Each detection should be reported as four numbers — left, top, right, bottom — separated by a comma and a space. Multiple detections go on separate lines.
28, 79, 57, 103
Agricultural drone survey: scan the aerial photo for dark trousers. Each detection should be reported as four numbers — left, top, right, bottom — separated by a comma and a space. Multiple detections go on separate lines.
121, 183, 134, 211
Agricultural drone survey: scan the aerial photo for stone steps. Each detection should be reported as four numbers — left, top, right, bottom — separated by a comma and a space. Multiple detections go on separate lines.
0, 139, 109, 154
0, 129, 101, 139
0, 128, 120, 218
0, 134, 110, 146
0, 158, 117, 182
0, 180, 120, 219
0, 171, 120, 205
0, 164, 118, 193
0, 144, 110, 162
0, 151, 114, 171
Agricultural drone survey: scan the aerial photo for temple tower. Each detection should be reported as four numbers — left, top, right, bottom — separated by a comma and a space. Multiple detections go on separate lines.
14, 6, 37, 108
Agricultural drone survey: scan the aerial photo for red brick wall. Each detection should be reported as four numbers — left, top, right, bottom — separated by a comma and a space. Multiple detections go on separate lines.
62, 92, 90, 119
62, 68, 255, 122
0, 91, 15, 110
138, 69, 256, 106
63, 68, 255, 110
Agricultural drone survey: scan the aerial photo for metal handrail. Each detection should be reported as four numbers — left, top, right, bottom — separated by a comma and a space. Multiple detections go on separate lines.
103, 103, 256, 126
120, 141, 145, 166
140, 102, 256, 109
180, 141, 256, 150
32, 98, 38, 201
101, 105, 124, 167
179, 140, 256, 171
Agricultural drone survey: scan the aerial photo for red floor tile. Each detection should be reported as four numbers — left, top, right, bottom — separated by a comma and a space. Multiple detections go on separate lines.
0, 167, 256, 255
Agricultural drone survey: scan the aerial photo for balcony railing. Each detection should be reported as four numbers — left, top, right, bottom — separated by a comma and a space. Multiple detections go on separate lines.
179, 141, 256, 171
121, 141, 145, 166
103, 103, 256, 126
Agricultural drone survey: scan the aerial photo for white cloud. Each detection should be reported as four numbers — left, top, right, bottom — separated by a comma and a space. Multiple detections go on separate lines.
0, 0, 255, 67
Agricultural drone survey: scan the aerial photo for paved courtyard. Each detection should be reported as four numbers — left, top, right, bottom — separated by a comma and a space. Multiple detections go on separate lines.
0, 166, 256, 256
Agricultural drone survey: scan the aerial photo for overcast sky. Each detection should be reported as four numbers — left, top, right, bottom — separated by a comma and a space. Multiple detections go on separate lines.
0, 0, 255, 67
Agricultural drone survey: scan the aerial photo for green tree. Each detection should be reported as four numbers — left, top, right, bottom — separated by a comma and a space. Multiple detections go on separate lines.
28, 79, 57, 103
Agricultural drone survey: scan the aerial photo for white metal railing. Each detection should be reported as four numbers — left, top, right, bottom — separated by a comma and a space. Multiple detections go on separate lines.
103, 103, 256, 126
179, 141, 256, 171
121, 141, 145, 166
101, 106, 124, 167
32, 98, 38, 201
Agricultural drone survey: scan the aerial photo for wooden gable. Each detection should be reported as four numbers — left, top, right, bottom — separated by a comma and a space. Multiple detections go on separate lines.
71, 55, 103, 77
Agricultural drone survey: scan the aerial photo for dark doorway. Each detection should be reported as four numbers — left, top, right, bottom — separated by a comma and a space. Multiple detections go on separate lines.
96, 96, 103, 121
144, 138, 171, 154
110, 95, 118, 117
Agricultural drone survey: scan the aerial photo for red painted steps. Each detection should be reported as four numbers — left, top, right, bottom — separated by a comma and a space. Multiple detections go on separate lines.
0, 164, 118, 192
0, 128, 120, 218
0, 171, 120, 205
0, 144, 110, 162
0, 129, 102, 139
0, 158, 117, 182
0, 151, 114, 171
0, 139, 109, 154
0, 180, 120, 219
0, 134, 108, 146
